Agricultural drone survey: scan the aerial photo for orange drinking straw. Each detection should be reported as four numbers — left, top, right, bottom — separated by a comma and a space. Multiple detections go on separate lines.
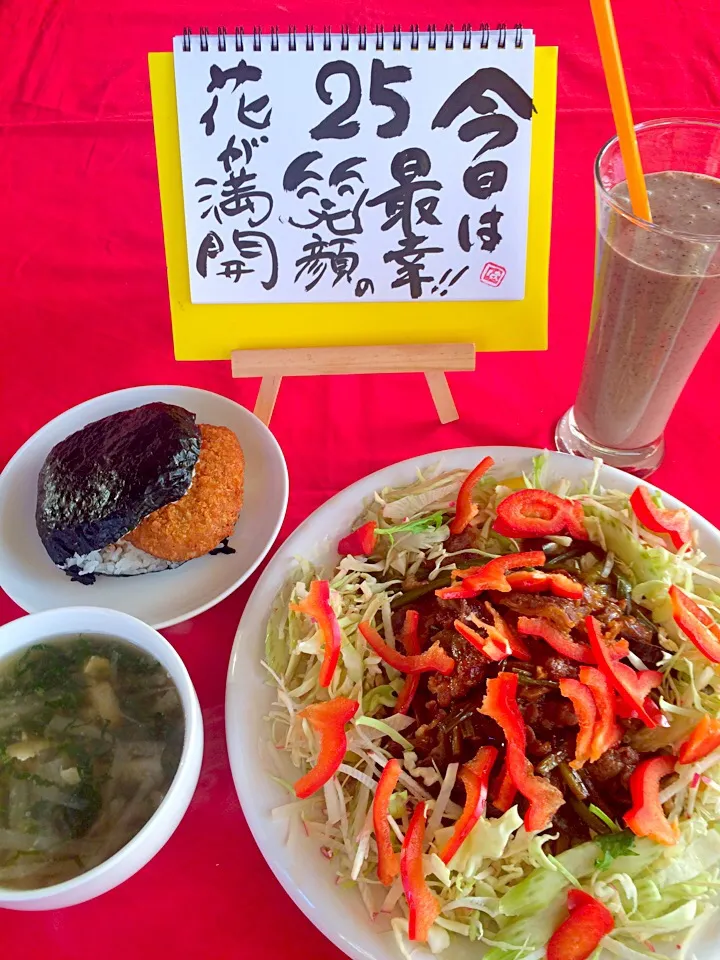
590, 0, 652, 222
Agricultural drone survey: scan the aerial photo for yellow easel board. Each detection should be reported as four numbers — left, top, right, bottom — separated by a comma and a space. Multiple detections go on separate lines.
149, 47, 557, 361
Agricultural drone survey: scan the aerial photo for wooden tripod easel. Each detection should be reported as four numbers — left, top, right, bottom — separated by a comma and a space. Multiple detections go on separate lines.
231, 342, 476, 426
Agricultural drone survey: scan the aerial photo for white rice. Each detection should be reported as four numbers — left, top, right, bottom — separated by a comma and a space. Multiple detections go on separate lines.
61, 539, 181, 578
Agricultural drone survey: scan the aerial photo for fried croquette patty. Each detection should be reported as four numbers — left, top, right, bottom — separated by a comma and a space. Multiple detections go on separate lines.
125, 424, 244, 562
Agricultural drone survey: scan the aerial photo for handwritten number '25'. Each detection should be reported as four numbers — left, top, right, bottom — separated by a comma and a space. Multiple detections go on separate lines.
310, 59, 411, 141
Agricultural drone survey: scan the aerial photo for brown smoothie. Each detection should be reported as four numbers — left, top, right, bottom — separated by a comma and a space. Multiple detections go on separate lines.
574, 170, 720, 450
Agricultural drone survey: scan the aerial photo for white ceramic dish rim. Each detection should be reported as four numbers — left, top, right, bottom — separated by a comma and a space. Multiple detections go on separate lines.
226, 446, 720, 960
0, 385, 289, 629
0, 606, 203, 906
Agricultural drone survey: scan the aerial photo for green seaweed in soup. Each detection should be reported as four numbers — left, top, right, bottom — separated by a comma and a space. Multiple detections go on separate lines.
0, 634, 184, 889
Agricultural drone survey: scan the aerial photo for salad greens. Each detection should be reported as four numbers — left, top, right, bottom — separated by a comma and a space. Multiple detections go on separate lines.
264, 453, 720, 959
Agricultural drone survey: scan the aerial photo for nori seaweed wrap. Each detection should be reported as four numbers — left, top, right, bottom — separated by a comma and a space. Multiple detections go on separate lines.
36, 403, 201, 565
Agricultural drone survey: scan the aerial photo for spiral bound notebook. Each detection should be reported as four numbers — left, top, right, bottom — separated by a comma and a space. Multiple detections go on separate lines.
149, 27, 557, 359
172, 26, 535, 306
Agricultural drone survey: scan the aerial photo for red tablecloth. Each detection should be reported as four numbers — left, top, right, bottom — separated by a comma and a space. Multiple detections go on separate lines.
2, 1, 720, 957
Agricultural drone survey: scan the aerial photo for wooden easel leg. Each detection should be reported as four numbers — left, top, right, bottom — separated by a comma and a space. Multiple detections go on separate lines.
254, 376, 282, 425
424, 371, 459, 424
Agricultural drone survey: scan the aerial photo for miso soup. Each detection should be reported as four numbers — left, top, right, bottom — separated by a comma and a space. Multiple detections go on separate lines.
0, 634, 184, 889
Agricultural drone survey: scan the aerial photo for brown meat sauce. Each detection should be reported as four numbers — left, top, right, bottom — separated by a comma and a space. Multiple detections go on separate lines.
388, 546, 664, 841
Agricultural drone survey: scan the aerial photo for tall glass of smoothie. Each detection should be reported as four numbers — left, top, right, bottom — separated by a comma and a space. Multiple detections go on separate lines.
556, 118, 720, 476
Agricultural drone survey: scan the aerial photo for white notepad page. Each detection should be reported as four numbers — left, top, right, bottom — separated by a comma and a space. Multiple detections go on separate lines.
173, 29, 535, 305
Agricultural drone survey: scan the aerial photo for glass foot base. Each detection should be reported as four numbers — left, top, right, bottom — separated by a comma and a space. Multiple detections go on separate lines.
554, 407, 664, 478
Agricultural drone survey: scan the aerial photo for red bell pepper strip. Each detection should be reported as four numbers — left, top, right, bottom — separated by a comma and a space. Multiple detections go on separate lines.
359, 621, 455, 676
493, 490, 588, 540
567, 888, 606, 912
394, 611, 422, 715
453, 550, 547, 587
436, 551, 546, 600
454, 619, 510, 661
564, 500, 590, 541
433, 581, 481, 600
506, 570, 584, 600
624, 755, 679, 845
505, 570, 548, 593
290, 580, 343, 688
480, 673, 564, 831
613, 693, 664, 728
612, 666, 664, 724
439, 745, 497, 865
401, 801, 440, 942
449, 457, 495, 535
494, 489, 568, 537
546, 572, 585, 599
338, 520, 378, 557
630, 486, 692, 551
293, 697, 359, 799
546, 888, 614, 960
486, 601, 531, 660
629, 668, 663, 700
373, 758, 402, 885
669, 585, 720, 664
578, 667, 623, 762
678, 715, 720, 765
586, 616, 663, 728
645, 700, 665, 726
517, 616, 594, 663
559, 678, 598, 769
490, 761, 518, 812
454, 603, 529, 663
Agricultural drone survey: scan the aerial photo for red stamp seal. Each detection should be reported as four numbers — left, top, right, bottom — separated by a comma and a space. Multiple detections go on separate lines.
479, 262, 506, 287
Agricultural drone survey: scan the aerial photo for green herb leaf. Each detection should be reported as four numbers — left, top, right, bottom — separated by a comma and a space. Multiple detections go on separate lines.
375, 511, 446, 542
595, 830, 637, 871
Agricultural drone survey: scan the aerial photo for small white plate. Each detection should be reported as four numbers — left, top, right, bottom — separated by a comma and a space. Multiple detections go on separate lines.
0, 385, 288, 629
226, 447, 720, 960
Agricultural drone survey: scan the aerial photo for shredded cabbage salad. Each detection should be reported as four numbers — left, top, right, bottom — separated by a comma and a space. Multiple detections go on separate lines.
264, 455, 720, 959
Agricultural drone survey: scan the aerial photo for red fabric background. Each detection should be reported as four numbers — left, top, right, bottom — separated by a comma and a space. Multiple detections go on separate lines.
1, 2, 720, 957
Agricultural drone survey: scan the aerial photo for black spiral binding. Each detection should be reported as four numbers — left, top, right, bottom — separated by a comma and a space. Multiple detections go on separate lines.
181, 23, 524, 53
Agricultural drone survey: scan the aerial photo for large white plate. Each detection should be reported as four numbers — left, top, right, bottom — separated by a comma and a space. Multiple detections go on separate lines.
0, 386, 288, 629
226, 446, 720, 960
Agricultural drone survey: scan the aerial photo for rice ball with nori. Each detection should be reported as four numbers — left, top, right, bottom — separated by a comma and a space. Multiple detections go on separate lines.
36, 402, 201, 567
